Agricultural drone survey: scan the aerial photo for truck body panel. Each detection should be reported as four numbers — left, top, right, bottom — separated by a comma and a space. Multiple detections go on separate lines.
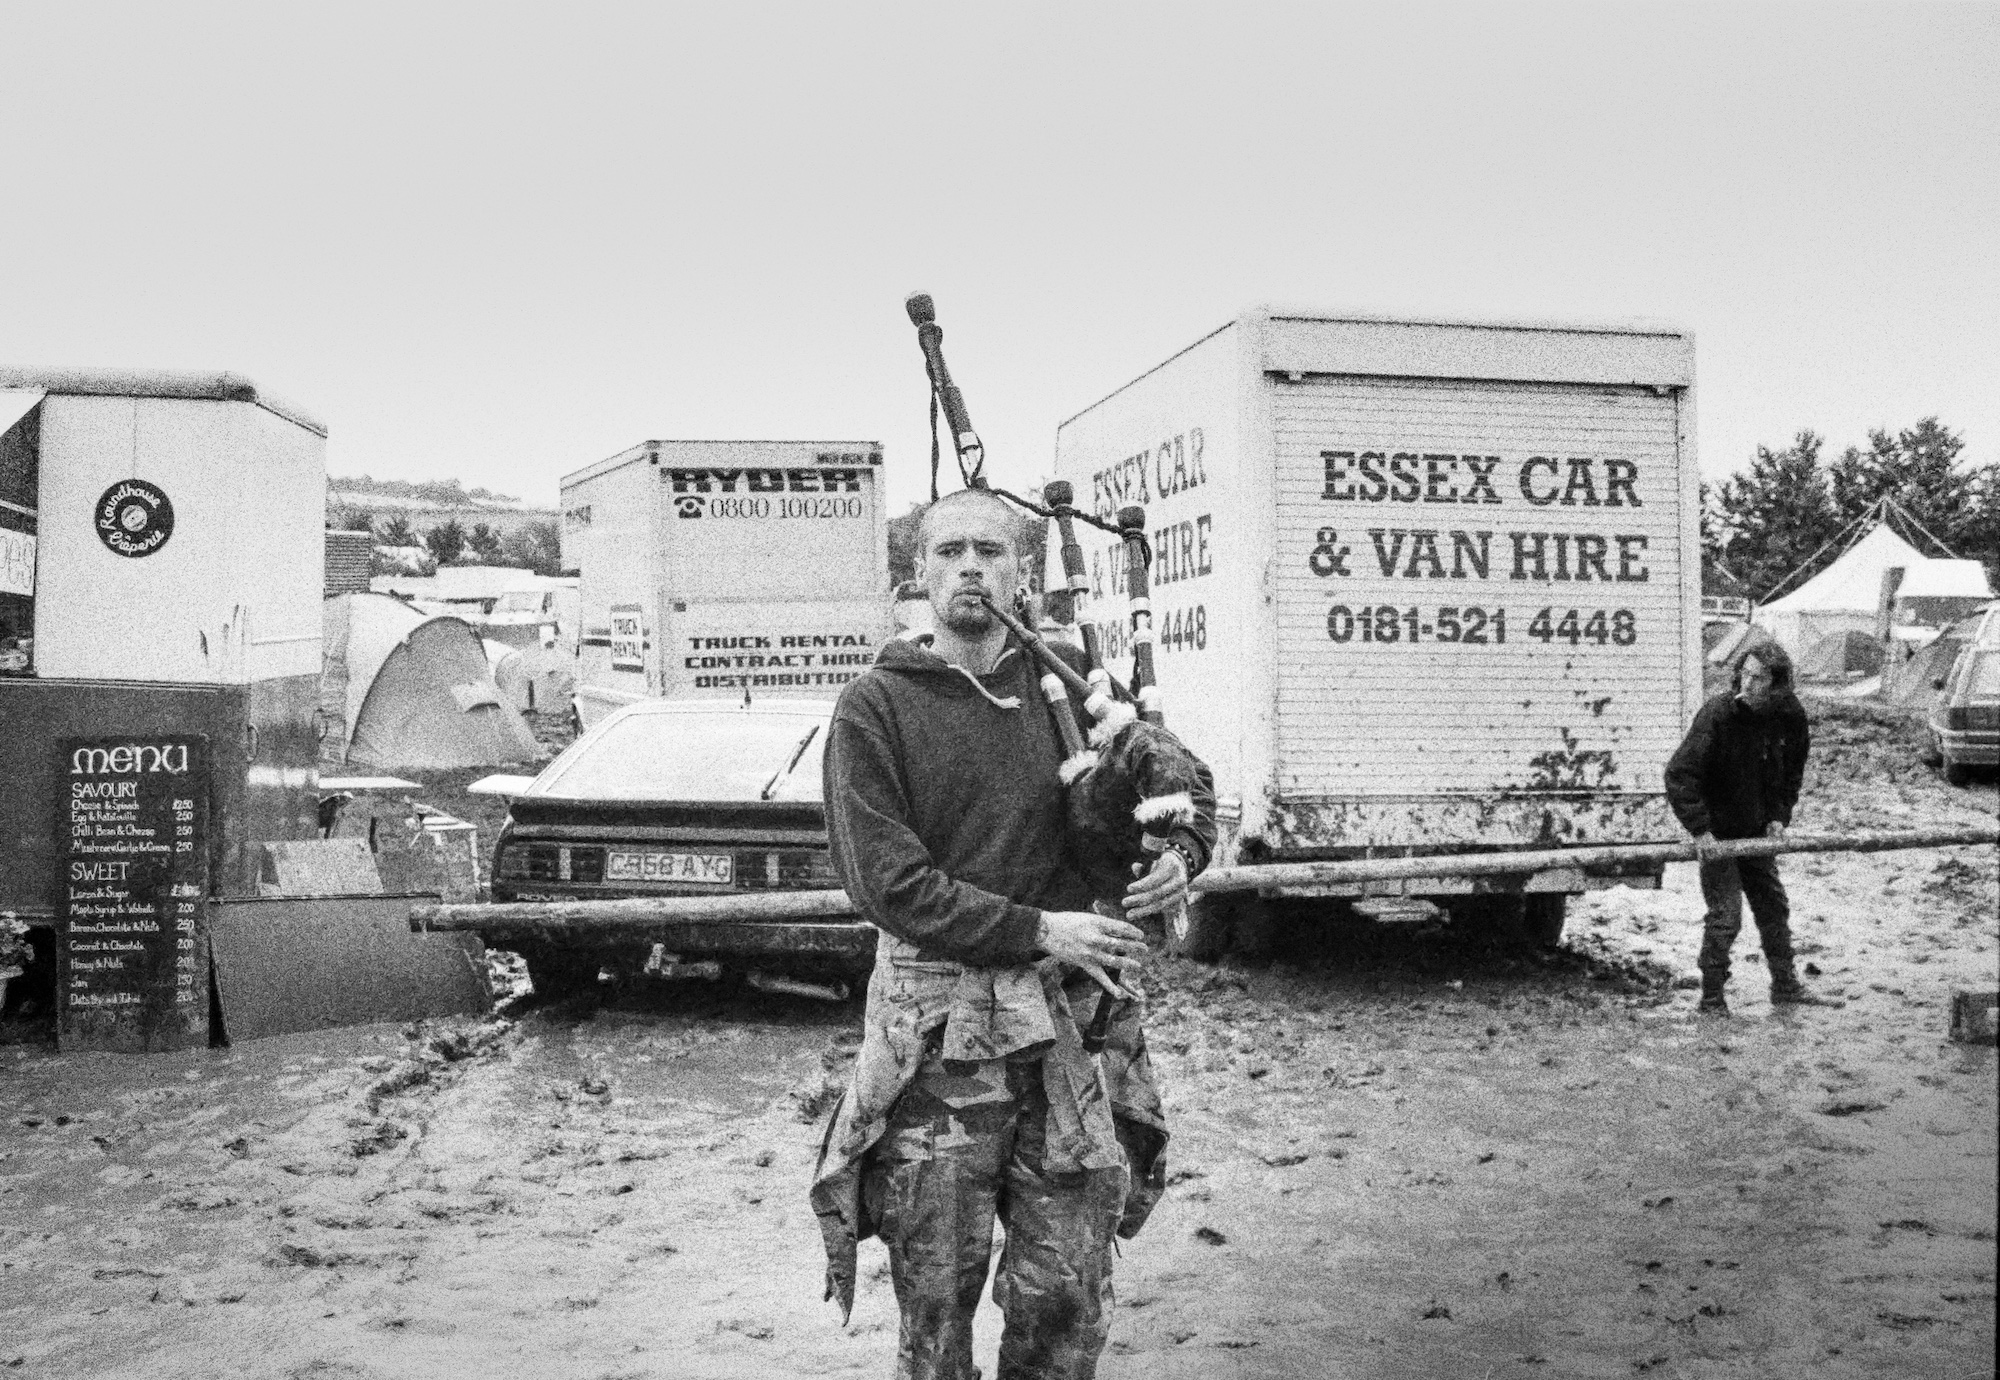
1053, 311, 1699, 874
562, 440, 891, 723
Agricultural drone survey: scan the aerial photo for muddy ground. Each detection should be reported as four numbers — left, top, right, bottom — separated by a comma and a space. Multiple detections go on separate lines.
2, 700, 1994, 1379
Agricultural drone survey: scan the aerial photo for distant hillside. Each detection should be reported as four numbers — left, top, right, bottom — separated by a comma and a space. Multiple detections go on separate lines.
331, 474, 526, 506
326, 476, 557, 539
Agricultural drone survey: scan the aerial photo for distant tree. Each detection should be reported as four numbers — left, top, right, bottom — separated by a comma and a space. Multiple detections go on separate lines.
370, 546, 435, 577
887, 504, 923, 588
424, 519, 467, 566
1828, 417, 1986, 554
1020, 492, 1051, 593
466, 522, 505, 564
377, 514, 416, 547
1966, 463, 2000, 581
1708, 431, 1846, 600
1708, 416, 1997, 599
328, 505, 374, 534
501, 519, 563, 577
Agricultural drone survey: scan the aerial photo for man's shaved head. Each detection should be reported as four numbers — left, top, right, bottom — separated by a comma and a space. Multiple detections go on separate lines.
916, 488, 1027, 556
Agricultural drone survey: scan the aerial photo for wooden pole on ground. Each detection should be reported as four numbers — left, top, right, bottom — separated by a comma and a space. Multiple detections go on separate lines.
408, 826, 1996, 933
411, 889, 854, 933
1192, 825, 1998, 896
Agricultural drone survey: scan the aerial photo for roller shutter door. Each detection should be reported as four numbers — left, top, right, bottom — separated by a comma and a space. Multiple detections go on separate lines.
1272, 375, 1686, 799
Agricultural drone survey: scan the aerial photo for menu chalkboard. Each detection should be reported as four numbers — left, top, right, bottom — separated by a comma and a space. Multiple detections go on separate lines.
55, 735, 210, 1052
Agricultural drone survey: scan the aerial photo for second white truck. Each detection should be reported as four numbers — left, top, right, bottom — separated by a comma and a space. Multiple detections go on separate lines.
1050, 309, 1702, 954
563, 440, 893, 725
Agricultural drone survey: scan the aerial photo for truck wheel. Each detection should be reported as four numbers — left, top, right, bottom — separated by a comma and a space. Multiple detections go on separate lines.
1943, 757, 1972, 787
523, 945, 603, 1000
1921, 732, 1944, 768
1167, 894, 1237, 962
1523, 894, 1567, 948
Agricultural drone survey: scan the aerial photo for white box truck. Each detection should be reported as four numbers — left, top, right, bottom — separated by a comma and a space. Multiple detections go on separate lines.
562, 440, 892, 726
1050, 310, 1700, 954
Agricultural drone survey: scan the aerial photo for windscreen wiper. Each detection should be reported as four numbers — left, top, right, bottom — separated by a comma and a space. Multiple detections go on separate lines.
760, 724, 822, 801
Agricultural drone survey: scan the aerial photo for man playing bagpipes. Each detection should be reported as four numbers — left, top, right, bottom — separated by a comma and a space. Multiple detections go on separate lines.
811, 486, 1217, 1379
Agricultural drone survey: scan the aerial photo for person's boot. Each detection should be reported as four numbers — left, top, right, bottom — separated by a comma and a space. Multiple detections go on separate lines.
1696, 970, 1730, 1017
1769, 958, 1842, 1007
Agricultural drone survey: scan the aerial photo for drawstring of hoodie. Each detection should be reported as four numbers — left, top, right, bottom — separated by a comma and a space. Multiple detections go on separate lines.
947, 662, 1022, 710
914, 636, 1023, 710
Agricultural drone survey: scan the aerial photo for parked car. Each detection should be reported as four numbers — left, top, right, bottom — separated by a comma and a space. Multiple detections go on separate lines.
1924, 645, 2000, 786
480, 698, 869, 996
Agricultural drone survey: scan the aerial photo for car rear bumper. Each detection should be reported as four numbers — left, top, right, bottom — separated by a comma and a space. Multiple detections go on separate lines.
1937, 729, 2000, 765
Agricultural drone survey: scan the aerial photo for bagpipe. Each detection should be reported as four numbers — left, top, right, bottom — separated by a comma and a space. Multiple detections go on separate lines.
904, 293, 1208, 932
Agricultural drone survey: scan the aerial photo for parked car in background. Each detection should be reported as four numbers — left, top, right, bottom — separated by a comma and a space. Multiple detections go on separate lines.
477, 698, 869, 996
1924, 645, 2000, 786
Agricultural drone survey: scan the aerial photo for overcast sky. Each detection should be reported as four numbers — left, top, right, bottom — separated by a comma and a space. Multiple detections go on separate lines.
3, 2, 1993, 515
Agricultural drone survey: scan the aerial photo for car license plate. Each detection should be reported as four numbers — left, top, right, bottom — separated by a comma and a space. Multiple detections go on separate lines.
605, 850, 734, 884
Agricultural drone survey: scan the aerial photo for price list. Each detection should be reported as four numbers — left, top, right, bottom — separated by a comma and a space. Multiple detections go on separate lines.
55, 735, 210, 1052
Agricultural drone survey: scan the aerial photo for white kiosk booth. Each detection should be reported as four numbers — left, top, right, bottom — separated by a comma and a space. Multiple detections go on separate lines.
0, 370, 328, 1043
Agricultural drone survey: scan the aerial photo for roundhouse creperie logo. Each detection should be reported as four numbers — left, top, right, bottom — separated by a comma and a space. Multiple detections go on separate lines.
94, 479, 175, 558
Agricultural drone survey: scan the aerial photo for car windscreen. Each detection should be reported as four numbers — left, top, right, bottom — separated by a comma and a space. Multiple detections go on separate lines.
1960, 651, 2000, 697
539, 712, 827, 801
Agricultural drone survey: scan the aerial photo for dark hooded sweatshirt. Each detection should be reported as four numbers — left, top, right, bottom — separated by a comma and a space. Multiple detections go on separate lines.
1663, 690, 1811, 840
823, 634, 1210, 965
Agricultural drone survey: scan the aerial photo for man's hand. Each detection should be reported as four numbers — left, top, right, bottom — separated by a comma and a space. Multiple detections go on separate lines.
1766, 821, 1787, 840
1037, 910, 1148, 998
1694, 831, 1720, 861
1122, 848, 1189, 920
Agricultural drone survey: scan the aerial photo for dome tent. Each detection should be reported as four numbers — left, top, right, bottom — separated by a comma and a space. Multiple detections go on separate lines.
322, 594, 537, 769
483, 637, 577, 715
1882, 611, 1990, 709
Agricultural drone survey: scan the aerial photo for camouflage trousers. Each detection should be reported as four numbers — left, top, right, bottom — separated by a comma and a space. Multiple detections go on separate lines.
861, 1048, 1128, 1380
1698, 854, 1793, 982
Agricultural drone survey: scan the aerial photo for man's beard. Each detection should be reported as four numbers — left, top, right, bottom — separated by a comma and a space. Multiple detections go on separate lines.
937, 595, 995, 636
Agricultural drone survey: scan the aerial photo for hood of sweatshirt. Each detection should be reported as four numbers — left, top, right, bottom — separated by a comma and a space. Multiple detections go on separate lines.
871, 634, 1029, 709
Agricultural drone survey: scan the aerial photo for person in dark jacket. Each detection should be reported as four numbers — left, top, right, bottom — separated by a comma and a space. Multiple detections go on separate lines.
1664, 643, 1832, 1014
811, 487, 1216, 1379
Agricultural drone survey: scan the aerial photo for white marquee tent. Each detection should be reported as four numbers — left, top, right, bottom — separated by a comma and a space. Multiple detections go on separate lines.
1756, 523, 1994, 679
